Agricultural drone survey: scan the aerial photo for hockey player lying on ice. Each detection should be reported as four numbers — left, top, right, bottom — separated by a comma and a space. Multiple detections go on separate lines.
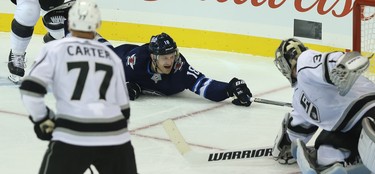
42, 2, 253, 107
113, 32, 253, 107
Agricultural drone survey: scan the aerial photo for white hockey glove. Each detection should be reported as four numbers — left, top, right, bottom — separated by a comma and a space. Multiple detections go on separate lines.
330, 52, 369, 96
272, 113, 296, 165
358, 117, 375, 173
29, 107, 55, 141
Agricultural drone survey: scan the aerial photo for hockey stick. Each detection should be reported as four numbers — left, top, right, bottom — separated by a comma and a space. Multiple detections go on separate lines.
250, 97, 292, 108
162, 119, 275, 166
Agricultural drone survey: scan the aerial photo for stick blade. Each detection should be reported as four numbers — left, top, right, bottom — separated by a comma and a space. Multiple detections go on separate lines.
162, 119, 192, 155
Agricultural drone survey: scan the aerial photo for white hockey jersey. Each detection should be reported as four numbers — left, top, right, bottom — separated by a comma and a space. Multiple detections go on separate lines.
290, 50, 375, 132
20, 37, 131, 146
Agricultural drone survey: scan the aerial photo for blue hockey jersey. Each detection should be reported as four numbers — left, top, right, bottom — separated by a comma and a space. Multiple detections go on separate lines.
114, 44, 231, 102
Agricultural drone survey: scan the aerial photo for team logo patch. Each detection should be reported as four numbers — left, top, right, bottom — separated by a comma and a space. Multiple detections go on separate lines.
127, 54, 137, 69
151, 73, 162, 83
173, 57, 183, 73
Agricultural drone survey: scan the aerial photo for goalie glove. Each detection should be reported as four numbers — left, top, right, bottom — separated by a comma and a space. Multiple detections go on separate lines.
330, 51, 369, 96
272, 113, 296, 165
227, 78, 252, 107
29, 107, 55, 141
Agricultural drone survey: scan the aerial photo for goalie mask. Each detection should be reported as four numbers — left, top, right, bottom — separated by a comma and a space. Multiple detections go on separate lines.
274, 38, 307, 85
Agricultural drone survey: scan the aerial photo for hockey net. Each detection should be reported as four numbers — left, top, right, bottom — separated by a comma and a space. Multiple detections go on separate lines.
353, 0, 375, 81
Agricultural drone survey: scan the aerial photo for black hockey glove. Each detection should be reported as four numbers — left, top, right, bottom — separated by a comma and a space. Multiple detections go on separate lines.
127, 82, 141, 101
29, 107, 55, 141
227, 78, 252, 107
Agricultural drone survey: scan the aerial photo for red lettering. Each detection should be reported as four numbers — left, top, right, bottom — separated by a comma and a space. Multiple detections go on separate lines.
250, 0, 266, 6
295, 0, 319, 12
268, 0, 286, 9
234, 0, 247, 5
331, 0, 353, 17
217, 0, 227, 2
316, 0, 339, 15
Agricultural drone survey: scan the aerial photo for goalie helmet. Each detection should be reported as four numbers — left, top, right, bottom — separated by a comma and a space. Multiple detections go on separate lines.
68, 0, 101, 32
149, 33, 178, 55
274, 38, 307, 85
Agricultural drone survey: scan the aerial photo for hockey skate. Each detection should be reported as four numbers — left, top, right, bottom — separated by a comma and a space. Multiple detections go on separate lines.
7, 50, 26, 84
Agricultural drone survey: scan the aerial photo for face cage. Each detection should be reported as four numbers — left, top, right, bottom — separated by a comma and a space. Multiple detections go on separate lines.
274, 55, 293, 84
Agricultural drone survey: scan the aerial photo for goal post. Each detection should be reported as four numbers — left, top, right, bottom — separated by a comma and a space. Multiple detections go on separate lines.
353, 0, 375, 77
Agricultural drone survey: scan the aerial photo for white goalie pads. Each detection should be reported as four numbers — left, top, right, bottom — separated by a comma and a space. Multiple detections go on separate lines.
272, 113, 296, 164
358, 117, 375, 173
330, 52, 369, 96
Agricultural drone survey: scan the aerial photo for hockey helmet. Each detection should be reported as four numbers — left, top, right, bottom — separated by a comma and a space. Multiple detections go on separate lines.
68, 0, 101, 32
274, 38, 307, 85
149, 33, 178, 55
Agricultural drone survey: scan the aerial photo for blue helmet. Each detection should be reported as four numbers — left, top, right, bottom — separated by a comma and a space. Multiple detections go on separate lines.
149, 33, 177, 55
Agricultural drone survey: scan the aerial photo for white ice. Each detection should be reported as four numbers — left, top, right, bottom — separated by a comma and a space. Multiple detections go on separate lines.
0, 32, 304, 174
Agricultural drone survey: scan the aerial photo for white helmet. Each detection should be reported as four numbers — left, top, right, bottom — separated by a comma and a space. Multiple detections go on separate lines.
68, 0, 101, 32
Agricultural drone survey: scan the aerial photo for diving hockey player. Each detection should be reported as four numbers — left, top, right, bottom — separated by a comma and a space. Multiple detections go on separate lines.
114, 32, 253, 107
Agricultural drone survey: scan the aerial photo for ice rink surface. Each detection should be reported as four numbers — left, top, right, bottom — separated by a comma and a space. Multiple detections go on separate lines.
0, 32, 303, 174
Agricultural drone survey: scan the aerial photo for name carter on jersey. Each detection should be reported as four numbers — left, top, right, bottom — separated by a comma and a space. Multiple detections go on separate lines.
67, 45, 110, 59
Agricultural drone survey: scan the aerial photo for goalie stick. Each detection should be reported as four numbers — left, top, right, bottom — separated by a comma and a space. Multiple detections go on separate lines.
162, 119, 275, 166
250, 97, 292, 108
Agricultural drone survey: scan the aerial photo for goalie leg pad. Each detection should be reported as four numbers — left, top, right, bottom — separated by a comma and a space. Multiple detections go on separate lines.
292, 139, 318, 174
292, 139, 347, 174
272, 113, 296, 164
358, 117, 375, 173
316, 145, 350, 166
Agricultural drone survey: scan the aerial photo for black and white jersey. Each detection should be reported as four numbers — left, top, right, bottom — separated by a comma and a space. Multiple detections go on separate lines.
20, 37, 130, 146
291, 50, 375, 132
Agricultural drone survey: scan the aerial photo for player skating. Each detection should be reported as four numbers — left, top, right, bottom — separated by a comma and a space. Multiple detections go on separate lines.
19, 0, 137, 173
8, 0, 66, 83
